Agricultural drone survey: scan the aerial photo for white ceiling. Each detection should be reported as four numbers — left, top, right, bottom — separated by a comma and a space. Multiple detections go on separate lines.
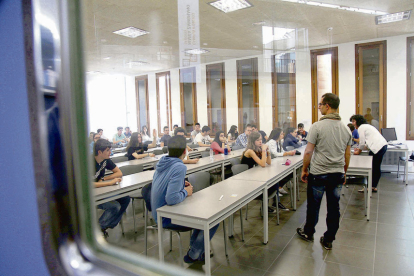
81, 0, 414, 75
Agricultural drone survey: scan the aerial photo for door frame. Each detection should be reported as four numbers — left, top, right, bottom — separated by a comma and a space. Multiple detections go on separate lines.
206, 62, 226, 135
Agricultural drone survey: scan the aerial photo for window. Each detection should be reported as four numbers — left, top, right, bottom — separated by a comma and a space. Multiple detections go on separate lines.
407, 37, 414, 140
135, 75, 150, 131
180, 67, 197, 134
310, 47, 338, 122
156, 71, 172, 134
206, 63, 226, 135
272, 53, 296, 129
355, 41, 387, 130
237, 58, 259, 131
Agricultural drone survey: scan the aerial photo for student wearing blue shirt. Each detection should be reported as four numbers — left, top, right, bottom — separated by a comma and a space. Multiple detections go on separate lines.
283, 127, 301, 150
151, 136, 219, 263
347, 123, 359, 145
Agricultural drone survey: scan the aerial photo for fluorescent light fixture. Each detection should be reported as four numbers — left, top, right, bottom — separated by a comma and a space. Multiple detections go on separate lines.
103, 57, 111, 60
262, 26, 295, 44
209, 0, 252, 13
376, 10, 411, 24
281, 0, 387, 15
184, 49, 210, 55
113, 27, 149, 38
127, 61, 148, 67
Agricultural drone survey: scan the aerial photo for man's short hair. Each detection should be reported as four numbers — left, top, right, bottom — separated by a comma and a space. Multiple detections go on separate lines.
298, 123, 304, 128
94, 139, 111, 156
97, 128, 103, 133
174, 127, 186, 136
125, 127, 130, 130
321, 93, 340, 109
163, 126, 169, 131
350, 115, 367, 127
195, 122, 200, 126
173, 124, 178, 128
245, 124, 252, 131
168, 136, 186, 158
117, 126, 123, 131
287, 127, 296, 134
201, 126, 211, 133
93, 133, 100, 139
251, 124, 257, 129
347, 123, 355, 131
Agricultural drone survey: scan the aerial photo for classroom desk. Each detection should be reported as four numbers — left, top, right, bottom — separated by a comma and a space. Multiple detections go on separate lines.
156, 178, 267, 276
386, 144, 410, 185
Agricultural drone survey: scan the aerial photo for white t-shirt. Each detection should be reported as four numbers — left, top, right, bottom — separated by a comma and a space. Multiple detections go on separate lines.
194, 133, 211, 145
357, 124, 387, 154
142, 134, 151, 142
266, 139, 285, 158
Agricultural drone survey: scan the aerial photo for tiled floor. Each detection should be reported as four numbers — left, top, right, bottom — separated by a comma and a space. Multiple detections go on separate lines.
106, 172, 414, 276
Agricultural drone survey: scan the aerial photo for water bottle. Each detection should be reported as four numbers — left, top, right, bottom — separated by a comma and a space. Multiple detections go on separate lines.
210, 148, 214, 159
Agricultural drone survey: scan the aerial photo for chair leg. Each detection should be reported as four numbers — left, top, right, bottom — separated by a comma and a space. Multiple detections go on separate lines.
222, 221, 228, 256
297, 169, 300, 201
403, 160, 406, 182
245, 204, 248, 220
132, 198, 136, 233
142, 200, 145, 217
144, 206, 148, 256
176, 232, 184, 267
170, 231, 173, 252
276, 195, 279, 225
290, 181, 294, 208
239, 209, 244, 241
119, 218, 125, 235
397, 160, 400, 178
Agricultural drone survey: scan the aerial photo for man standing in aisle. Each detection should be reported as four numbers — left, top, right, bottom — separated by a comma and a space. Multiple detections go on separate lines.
296, 93, 352, 250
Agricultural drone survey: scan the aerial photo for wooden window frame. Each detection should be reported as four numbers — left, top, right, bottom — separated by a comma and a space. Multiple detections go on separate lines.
237, 58, 259, 132
407, 37, 414, 140
179, 67, 198, 133
156, 71, 172, 136
355, 41, 387, 129
206, 62, 226, 135
272, 54, 297, 129
135, 75, 150, 131
310, 47, 339, 123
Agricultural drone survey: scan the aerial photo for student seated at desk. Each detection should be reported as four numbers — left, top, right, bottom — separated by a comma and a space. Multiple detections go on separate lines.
350, 115, 387, 193
90, 133, 100, 153
160, 126, 172, 147
113, 126, 128, 145
241, 132, 279, 213
141, 125, 151, 142
191, 122, 201, 141
298, 123, 308, 139
194, 126, 213, 147
124, 126, 132, 139
126, 130, 157, 160
210, 131, 231, 154
174, 127, 199, 164
347, 123, 359, 145
97, 128, 108, 140
227, 125, 239, 143
93, 139, 130, 237
283, 127, 301, 150
151, 136, 219, 263
235, 124, 252, 147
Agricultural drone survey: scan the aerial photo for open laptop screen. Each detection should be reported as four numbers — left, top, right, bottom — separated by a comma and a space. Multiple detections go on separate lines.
381, 128, 397, 142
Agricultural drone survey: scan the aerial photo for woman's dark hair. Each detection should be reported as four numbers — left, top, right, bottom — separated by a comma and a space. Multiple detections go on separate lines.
97, 128, 103, 133
228, 125, 238, 138
174, 127, 186, 136
168, 136, 187, 158
258, 130, 267, 143
268, 128, 283, 141
94, 139, 111, 156
347, 123, 355, 131
201, 126, 211, 133
213, 131, 224, 145
350, 115, 367, 127
286, 127, 296, 136
126, 132, 142, 151
142, 125, 150, 137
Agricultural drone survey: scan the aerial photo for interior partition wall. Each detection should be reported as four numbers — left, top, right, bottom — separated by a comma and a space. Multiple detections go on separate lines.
156, 71, 172, 135
355, 41, 387, 130
237, 58, 259, 132
135, 75, 150, 131
179, 67, 197, 134
407, 36, 414, 140
206, 62, 226, 135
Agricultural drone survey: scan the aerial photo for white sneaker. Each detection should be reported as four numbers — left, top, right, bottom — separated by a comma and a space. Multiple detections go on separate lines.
278, 193, 283, 197
279, 188, 288, 195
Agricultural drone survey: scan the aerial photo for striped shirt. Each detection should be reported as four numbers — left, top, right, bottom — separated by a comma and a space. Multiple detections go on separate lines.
235, 133, 248, 147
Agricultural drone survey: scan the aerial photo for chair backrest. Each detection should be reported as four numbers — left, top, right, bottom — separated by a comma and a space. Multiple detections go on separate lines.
285, 146, 295, 151
188, 171, 210, 193
162, 146, 168, 153
143, 140, 152, 145
200, 151, 211, 158
231, 164, 249, 176
120, 164, 144, 176
141, 183, 152, 211
153, 149, 164, 155
188, 144, 199, 149
232, 145, 244, 151
229, 158, 241, 166
111, 156, 128, 163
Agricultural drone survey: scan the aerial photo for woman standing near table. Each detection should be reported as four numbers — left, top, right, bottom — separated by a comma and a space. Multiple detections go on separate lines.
126, 129, 158, 160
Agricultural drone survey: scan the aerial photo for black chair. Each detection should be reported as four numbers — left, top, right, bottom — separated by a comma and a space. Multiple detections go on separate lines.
188, 144, 200, 149
162, 146, 168, 154
111, 156, 128, 163
232, 145, 244, 151
153, 149, 164, 155
200, 151, 211, 158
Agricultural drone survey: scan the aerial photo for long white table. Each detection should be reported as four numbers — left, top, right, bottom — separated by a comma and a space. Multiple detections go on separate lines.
386, 144, 410, 185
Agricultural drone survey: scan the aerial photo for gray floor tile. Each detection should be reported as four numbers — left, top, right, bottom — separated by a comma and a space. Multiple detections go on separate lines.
281, 236, 327, 260
318, 262, 373, 276
246, 231, 292, 250
228, 245, 282, 270
374, 252, 414, 276
325, 243, 374, 270
212, 262, 267, 276
376, 203, 414, 216
375, 236, 414, 258
377, 212, 414, 228
334, 230, 376, 250
376, 223, 414, 241
266, 253, 324, 276
338, 218, 377, 235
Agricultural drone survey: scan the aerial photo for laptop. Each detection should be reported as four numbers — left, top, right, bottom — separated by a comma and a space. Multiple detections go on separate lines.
381, 128, 398, 144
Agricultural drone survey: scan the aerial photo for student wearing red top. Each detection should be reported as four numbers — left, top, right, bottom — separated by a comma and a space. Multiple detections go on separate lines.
210, 131, 231, 154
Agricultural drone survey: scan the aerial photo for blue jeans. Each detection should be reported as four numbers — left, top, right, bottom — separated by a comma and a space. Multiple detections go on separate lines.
97, 196, 130, 230
163, 220, 219, 260
303, 173, 344, 243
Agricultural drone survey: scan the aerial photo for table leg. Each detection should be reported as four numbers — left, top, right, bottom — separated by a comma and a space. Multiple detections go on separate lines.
405, 151, 409, 185
221, 162, 225, 180
263, 186, 268, 244
204, 223, 211, 276
293, 168, 297, 210
157, 213, 164, 262
228, 215, 234, 237
367, 170, 372, 221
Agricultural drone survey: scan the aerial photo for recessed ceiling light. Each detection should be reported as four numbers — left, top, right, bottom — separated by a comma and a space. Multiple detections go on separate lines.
253, 46, 259, 48
203, 43, 208, 46
252, 21, 266, 26
113, 27, 150, 38
209, 0, 252, 13
376, 10, 411, 24
281, 0, 386, 15
126, 61, 148, 66
103, 57, 111, 60
184, 49, 210, 55
163, 41, 168, 44
262, 26, 295, 44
